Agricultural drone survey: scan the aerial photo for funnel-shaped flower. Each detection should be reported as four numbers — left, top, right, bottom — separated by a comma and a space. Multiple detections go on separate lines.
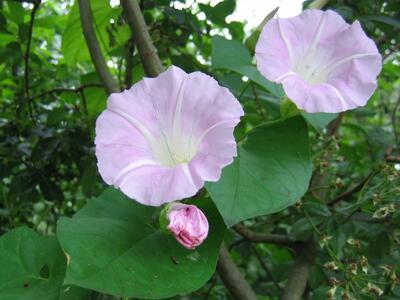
95, 66, 243, 206
255, 9, 382, 113
163, 202, 209, 250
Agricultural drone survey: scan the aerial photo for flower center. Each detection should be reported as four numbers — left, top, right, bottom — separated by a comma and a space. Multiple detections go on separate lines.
294, 58, 329, 85
151, 132, 198, 167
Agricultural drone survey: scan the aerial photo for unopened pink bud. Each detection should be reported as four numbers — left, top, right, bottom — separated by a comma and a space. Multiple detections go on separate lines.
167, 203, 209, 250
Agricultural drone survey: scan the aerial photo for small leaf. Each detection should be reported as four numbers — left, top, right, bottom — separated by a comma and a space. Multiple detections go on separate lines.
302, 112, 338, 131
212, 36, 284, 97
303, 201, 332, 217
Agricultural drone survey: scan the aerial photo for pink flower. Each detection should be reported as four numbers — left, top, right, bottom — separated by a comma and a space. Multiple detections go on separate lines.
255, 9, 382, 113
95, 66, 243, 206
166, 203, 209, 250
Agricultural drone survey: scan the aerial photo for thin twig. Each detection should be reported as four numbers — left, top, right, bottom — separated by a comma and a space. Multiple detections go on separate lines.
386, 155, 400, 163
383, 43, 400, 61
24, 0, 41, 124
233, 224, 297, 247
30, 83, 103, 100
391, 95, 400, 145
252, 246, 282, 292
328, 172, 376, 207
203, 274, 217, 300
250, 83, 267, 121
124, 39, 135, 88
78, 0, 119, 94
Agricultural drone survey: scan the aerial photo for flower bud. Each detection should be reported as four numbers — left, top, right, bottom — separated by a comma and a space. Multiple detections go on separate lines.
160, 202, 209, 250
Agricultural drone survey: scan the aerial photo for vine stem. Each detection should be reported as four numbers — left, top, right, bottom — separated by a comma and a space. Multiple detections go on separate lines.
78, 0, 119, 94
24, 0, 41, 124
121, 0, 164, 77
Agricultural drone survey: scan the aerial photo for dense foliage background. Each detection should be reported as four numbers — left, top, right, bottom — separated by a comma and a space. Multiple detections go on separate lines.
0, 0, 399, 299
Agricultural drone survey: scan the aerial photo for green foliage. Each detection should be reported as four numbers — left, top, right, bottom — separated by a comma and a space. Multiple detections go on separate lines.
211, 35, 283, 97
206, 117, 312, 226
0, 0, 399, 299
0, 227, 65, 299
57, 188, 225, 298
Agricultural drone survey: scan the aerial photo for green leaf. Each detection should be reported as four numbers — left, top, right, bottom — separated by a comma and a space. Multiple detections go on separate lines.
0, 227, 66, 300
302, 112, 338, 131
303, 201, 331, 217
361, 15, 400, 28
280, 98, 300, 119
61, 0, 118, 65
198, 0, 235, 26
4, 2, 25, 25
211, 36, 283, 98
206, 117, 312, 226
57, 188, 225, 298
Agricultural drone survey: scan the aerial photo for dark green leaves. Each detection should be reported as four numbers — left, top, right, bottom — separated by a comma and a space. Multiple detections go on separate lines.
211, 35, 283, 97
0, 227, 66, 300
206, 117, 312, 226
57, 188, 225, 298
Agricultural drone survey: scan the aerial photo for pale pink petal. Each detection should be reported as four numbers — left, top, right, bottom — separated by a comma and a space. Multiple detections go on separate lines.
255, 9, 382, 113
95, 66, 243, 206
95, 110, 155, 185
117, 164, 201, 206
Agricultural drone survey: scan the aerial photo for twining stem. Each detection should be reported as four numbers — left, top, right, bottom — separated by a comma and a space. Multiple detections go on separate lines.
78, 0, 119, 94
121, 0, 164, 77
24, 0, 42, 124
216, 244, 258, 300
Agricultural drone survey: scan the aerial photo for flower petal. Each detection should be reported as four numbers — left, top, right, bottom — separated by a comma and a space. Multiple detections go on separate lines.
117, 164, 201, 206
95, 66, 243, 205
255, 9, 382, 113
180, 72, 243, 182
95, 110, 155, 185
282, 75, 351, 113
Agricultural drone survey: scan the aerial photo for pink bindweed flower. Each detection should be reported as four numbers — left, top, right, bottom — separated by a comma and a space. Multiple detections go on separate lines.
95, 66, 243, 206
255, 9, 382, 113
165, 202, 209, 250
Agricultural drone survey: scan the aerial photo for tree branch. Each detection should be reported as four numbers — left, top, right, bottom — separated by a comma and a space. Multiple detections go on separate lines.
386, 155, 400, 163
233, 224, 297, 246
281, 241, 317, 300
121, 0, 164, 77
78, 0, 119, 94
24, 0, 41, 124
216, 244, 258, 300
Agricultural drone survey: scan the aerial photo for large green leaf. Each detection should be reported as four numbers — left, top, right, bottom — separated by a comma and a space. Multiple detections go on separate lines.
0, 227, 66, 300
61, 0, 119, 65
206, 116, 312, 226
57, 188, 225, 299
211, 35, 284, 98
